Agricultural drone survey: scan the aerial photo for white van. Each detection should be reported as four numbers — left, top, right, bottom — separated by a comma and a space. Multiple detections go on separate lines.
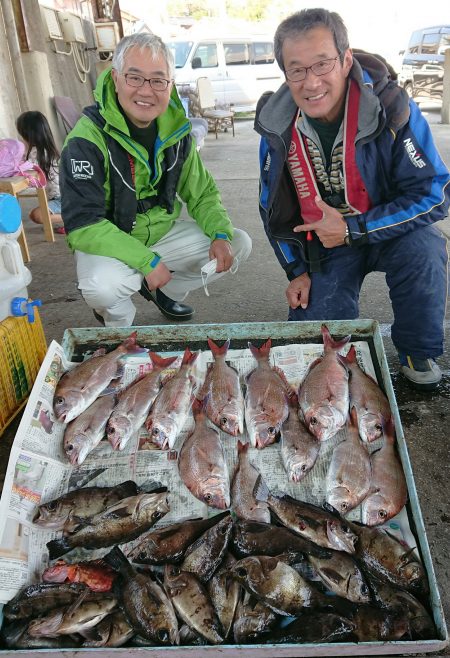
167, 35, 284, 112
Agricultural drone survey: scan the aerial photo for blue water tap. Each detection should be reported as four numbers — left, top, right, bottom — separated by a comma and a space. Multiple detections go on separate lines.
11, 297, 42, 323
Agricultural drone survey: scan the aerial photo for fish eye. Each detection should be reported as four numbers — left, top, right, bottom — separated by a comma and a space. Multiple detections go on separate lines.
46, 501, 57, 511
106, 426, 115, 435
169, 566, 180, 576
152, 511, 163, 521
310, 416, 318, 426
378, 509, 387, 519
361, 583, 369, 595
267, 426, 276, 436
301, 464, 307, 472
341, 524, 350, 533
220, 525, 228, 535
55, 396, 64, 405
158, 629, 170, 642
236, 567, 247, 578
375, 423, 383, 432
341, 502, 348, 511
204, 493, 213, 502
151, 428, 160, 437
66, 444, 74, 453
138, 552, 147, 560
220, 416, 228, 427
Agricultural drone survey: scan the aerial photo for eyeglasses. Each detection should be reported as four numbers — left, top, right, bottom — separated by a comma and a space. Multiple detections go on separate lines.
123, 73, 171, 91
285, 56, 340, 82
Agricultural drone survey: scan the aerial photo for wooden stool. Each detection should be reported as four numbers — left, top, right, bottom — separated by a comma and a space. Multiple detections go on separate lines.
0, 176, 55, 263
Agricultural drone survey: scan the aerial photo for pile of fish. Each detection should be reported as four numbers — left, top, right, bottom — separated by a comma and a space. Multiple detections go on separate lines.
2, 475, 434, 649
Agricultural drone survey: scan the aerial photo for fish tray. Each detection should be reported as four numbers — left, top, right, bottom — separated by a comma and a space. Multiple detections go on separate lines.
0, 319, 447, 657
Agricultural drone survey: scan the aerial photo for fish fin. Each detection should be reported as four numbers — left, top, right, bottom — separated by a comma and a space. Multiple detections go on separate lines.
103, 546, 130, 572
47, 537, 72, 560
344, 344, 357, 363
149, 352, 178, 370
120, 331, 145, 354
138, 480, 167, 494
320, 567, 346, 586
182, 347, 199, 366
91, 348, 107, 358
253, 474, 269, 503
63, 587, 91, 618
237, 440, 249, 455
321, 324, 351, 352
349, 407, 359, 426
322, 501, 343, 518
207, 337, 230, 357
248, 338, 272, 361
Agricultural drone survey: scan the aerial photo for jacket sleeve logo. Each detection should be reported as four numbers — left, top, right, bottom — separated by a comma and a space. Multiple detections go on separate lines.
403, 138, 426, 169
71, 159, 94, 179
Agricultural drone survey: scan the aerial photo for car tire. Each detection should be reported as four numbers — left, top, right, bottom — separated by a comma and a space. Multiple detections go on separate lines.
404, 82, 414, 98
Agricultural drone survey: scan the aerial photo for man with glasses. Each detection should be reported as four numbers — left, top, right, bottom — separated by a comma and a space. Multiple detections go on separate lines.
59, 33, 251, 326
255, 9, 449, 391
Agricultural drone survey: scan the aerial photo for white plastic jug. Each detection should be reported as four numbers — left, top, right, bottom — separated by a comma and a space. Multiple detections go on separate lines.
0, 194, 32, 322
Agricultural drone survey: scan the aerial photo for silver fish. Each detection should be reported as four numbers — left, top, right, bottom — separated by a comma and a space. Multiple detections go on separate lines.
298, 324, 350, 441
280, 397, 320, 482
326, 408, 372, 515
231, 440, 270, 522
145, 347, 198, 449
361, 417, 407, 526
197, 338, 244, 436
106, 352, 177, 451
63, 394, 115, 466
244, 338, 293, 449
54, 332, 143, 424
344, 345, 392, 442
178, 406, 230, 509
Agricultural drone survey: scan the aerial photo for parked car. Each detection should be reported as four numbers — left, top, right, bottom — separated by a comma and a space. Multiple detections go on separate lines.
167, 35, 284, 112
398, 25, 450, 101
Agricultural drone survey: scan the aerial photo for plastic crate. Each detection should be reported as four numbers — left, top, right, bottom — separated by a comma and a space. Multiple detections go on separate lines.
0, 310, 46, 436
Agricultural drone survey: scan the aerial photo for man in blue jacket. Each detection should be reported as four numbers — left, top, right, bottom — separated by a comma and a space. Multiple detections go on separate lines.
255, 8, 449, 391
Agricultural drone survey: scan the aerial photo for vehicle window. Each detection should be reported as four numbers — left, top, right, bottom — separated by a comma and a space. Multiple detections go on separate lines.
167, 41, 193, 68
224, 42, 250, 65
421, 33, 439, 55
252, 42, 275, 64
193, 43, 218, 68
438, 34, 450, 55
407, 30, 421, 54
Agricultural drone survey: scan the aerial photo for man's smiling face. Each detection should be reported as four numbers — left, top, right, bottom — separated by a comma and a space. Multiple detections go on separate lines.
282, 26, 352, 123
112, 45, 173, 128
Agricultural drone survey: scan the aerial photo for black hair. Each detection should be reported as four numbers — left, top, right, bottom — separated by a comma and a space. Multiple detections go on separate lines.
274, 8, 350, 72
16, 111, 59, 180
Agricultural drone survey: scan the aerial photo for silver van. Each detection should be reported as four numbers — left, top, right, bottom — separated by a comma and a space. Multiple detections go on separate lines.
398, 25, 450, 101
167, 35, 284, 112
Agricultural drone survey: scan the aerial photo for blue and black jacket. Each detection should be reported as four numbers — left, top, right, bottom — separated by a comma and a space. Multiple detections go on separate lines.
254, 52, 450, 279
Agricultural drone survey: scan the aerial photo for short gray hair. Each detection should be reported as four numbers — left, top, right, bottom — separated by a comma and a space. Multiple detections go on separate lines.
112, 33, 174, 79
274, 8, 349, 72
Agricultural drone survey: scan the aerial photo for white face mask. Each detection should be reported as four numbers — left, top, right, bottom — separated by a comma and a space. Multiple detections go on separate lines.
200, 257, 239, 296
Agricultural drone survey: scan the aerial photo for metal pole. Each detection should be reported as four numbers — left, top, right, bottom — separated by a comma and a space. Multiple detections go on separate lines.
0, 0, 30, 111
441, 49, 450, 125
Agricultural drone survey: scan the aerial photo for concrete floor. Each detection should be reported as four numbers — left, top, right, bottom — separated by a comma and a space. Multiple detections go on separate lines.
1, 104, 449, 657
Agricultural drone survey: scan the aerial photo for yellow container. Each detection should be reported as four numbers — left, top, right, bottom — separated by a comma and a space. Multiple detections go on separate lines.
0, 310, 46, 436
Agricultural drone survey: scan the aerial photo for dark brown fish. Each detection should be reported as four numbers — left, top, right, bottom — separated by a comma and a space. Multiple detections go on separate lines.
46, 491, 170, 560
127, 513, 229, 565
231, 519, 332, 559
54, 332, 143, 423
197, 338, 244, 436
33, 480, 139, 532
164, 565, 223, 644
104, 547, 179, 645
350, 605, 410, 641
181, 513, 233, 582
208, 553, 241, 639
264, 612, 355, 644
344, 344, 391, 443
233, 597, 277, 644
3, 582, 88, 621
253, 475, 358, 553
298, 324, 350, 441
308, 551, 371, 603
245, 338, 293, 448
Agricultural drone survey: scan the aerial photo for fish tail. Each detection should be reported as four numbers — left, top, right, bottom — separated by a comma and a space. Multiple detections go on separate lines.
248, 338, 272, 361
46, 537, 73, 560
344, 344, 357, 363
102, 546, 132, 575
237, 439, 249, 455
207, 337, 230, 357
321, 324, 351, 352
149, 352, 178, 370
120, 331, 146, 354
253, 474, 269, 503
192, 396, 204, 417
349, 406, 358, 426
182, 347, 199, 366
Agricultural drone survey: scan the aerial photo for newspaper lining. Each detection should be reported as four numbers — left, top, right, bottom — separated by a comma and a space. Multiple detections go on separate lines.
0, 338, 417, 604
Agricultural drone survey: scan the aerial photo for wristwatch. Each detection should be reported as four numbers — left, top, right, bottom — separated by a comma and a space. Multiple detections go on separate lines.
344, 224, 351, 246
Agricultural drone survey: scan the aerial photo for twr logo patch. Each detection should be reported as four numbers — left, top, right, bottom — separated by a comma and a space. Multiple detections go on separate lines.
71, 159, 94, 179
403, 138, 426, 169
